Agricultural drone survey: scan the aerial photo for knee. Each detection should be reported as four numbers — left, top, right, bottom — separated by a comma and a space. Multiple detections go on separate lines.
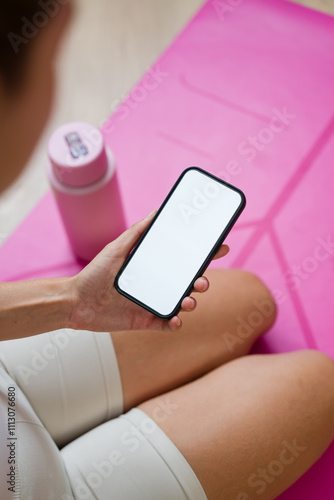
291, 350, 334, 423
294, 349, 334, 392
294, 348, 334, 374
237, 270, 277, 336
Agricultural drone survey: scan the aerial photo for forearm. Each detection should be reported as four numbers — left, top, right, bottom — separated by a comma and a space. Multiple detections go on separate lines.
0, 278, 75, 341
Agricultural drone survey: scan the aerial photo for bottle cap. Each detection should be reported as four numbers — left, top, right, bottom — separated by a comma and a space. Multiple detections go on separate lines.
48, 122, 108, 187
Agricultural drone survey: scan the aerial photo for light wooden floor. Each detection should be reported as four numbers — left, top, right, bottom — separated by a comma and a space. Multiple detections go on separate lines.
0, 0, 333, 247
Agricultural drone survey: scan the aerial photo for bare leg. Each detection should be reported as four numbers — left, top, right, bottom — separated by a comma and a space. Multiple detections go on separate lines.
111, 269, 277, 411
139, 350, 334, 500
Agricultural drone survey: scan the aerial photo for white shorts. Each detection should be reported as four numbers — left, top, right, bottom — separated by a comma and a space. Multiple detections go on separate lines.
0, 330, 207, 500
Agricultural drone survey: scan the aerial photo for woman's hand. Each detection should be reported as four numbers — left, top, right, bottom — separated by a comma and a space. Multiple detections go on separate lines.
68, 211, 229, 333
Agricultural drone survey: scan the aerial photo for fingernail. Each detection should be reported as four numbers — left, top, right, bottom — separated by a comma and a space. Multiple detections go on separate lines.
176, 317, 181, 327
145, 210, 157, 220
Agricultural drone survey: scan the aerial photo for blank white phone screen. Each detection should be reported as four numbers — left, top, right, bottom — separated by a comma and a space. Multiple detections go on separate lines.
118, 169, 243, 316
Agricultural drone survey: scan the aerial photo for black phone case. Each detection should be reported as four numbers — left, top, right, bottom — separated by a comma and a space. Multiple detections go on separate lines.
115, 166, 246, 319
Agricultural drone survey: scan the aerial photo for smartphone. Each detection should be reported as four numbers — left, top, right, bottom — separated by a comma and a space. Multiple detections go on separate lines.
115, 167, 246, 319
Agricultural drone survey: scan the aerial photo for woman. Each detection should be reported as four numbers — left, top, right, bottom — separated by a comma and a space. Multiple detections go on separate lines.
0, 2, 333, 499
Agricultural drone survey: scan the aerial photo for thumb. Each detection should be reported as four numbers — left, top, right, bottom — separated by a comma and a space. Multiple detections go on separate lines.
113, 210, 157, 258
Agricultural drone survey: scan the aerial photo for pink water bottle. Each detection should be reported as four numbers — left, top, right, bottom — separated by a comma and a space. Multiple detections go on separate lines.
47, 122, 126, 262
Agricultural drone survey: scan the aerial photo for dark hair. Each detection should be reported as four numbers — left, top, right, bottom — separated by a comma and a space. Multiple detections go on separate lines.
0, 1, 49, 91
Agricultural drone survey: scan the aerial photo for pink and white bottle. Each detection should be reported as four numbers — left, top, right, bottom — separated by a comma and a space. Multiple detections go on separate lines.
47, 122, 126, 262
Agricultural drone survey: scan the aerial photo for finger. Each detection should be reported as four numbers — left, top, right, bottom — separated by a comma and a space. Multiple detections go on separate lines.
193, 276, 209, 293
112, 210, 157, 258
168, 316, 182, 331
181, 296, 197, 312
212, 244, 230, 261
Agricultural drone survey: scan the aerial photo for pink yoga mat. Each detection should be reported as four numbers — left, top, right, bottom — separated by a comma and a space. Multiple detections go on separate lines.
1, 0, 334, 497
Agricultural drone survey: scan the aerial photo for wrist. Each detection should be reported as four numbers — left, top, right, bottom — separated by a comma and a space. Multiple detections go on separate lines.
42, 277, 77, 331
0, 277, 77, 341
64, 276, 81, 330
65, 275, 99, 331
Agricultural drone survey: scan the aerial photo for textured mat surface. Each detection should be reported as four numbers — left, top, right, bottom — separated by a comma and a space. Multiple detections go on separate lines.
1, 0, 334, 497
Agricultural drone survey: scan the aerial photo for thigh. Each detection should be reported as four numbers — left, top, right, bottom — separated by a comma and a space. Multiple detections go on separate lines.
61, 408, 207, 500
0, 366, 74, 500
111, 269, 277, 411
138, 350, 334, 500
0, 330, 123, 448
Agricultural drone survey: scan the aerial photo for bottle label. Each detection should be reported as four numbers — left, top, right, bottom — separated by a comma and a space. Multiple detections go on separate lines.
65, 132, 88, 159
